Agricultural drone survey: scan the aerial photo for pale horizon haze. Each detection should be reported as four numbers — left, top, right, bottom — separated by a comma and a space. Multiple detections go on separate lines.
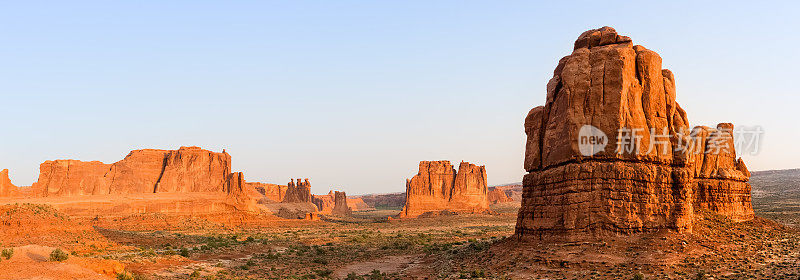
2, 1, 798, 195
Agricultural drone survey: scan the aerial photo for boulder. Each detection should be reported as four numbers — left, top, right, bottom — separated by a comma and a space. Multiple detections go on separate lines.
399, 161, 489, 218
516, 27, 754, 240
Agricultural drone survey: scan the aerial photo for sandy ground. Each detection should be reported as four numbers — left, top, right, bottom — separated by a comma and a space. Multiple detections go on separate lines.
0, 245, 123, 280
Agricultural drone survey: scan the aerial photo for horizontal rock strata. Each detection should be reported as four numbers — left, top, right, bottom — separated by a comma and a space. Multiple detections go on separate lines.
400, 161, 489, 218
516, 27, 754, 240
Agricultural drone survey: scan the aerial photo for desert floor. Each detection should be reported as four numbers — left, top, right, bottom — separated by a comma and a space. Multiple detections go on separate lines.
1, 201, 799, 279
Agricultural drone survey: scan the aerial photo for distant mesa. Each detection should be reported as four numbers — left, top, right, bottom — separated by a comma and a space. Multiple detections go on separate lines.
399, 160, 490, 218
516, 27, 753, 240
487, 187, 513, 204
0, 146, 323, 220
346, 197, 375, 211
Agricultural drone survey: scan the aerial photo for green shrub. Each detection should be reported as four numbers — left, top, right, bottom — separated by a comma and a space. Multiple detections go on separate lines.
179, 248, 190, 258
1, 248, 13, 260
49, 248, 69, 262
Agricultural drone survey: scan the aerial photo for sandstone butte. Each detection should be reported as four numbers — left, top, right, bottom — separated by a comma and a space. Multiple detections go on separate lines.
399, 161, 490, 218
515, 27, 753, 240
0, 146, 321, 219
312, 190, 353, 216
487, 187, 513, 204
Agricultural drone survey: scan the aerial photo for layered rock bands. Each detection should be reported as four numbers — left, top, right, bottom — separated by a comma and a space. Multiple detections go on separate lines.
516, 27, 753, 240
400, 161, 489, 218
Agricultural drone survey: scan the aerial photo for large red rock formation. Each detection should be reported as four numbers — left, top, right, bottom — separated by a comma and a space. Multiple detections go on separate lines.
487, 187, 512, 204
106, 149, 171, 194
0, 147, 324, 220
312, 191, 336, 213
0, 169, 19, 197
399, 161, 489, 218
516, 27, 753, 240
282, 178, 312, 203
312, 190, 353, 216
31, 147, 234, 196
33, 160, 112, 197
347, 197, 375, 211
356, 193, 406, 209
331, 191, 352, 216
247, 182, 287, 202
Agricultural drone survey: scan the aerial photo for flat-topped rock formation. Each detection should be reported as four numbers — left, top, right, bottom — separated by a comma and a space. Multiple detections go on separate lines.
0, 146, 324, 219
399, 161, 489, 218
347, 197, 375, 211
31, 147, 234, 197
516, 27, 753, 240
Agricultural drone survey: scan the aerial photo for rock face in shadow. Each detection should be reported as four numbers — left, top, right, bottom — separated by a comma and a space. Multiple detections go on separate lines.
515, 27, 753, 240
399, 161, 489, 218
332, 191, 352, 216
312, 190, 352, 216
247, 182, 287, 203
0, 169, 19, 197
312, 191, 336, 213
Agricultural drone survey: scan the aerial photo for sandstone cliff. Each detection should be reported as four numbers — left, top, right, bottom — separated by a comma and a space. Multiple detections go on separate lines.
33, 160, 112, 197
312, 191, 336, 213
0, 169, 19, 197
312, 190, 353, 216
347, 197, 375, 211
399, 161, 489, 218
31, 147, 237, 197
247, 182, 287, 203
515, 27, 753, 240
487, 187, 512, 204
154, 147, 232, 193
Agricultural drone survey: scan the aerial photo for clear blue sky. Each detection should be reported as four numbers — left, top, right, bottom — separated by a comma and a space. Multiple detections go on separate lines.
1, 1, 798, 194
